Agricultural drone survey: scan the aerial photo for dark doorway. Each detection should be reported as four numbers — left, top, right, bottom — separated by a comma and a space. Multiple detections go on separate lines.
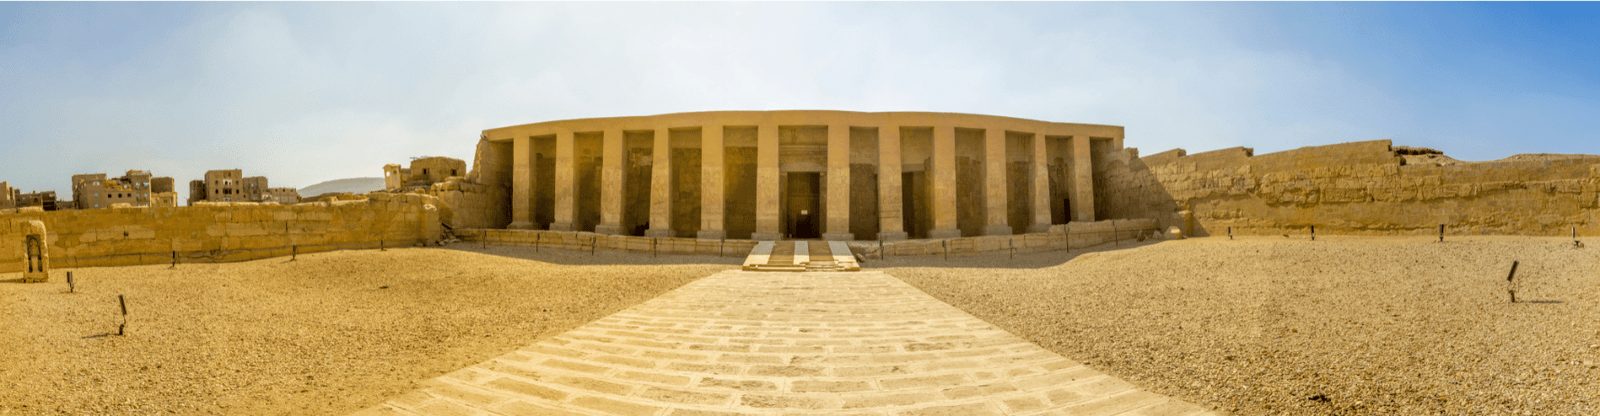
901, 171, 922, 238
1061, 198, 1072, 223
786, 172, 821, 239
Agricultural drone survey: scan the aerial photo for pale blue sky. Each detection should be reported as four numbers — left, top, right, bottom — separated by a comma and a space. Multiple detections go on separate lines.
3, 2, 1598, 202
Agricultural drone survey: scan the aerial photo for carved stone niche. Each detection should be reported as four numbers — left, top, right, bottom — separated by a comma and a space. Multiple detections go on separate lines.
21, 220, 48, 283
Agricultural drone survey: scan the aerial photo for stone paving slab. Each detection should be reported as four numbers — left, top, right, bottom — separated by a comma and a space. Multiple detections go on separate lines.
355, 270, 1219, 416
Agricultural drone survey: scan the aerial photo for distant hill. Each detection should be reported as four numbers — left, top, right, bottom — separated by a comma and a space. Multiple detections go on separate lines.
298, 177, 386, 197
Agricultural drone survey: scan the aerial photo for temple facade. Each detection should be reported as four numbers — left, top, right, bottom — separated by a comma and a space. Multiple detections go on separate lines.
482, 111, 1123, 241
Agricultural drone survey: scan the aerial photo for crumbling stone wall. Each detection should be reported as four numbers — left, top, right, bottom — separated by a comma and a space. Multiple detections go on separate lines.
1100, 139, 1600, 236
403, 138, 511, 230
0, 193, 440, 272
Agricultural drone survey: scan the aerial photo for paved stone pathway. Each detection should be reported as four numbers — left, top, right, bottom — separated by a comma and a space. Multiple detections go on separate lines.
355, 270, 1218, 416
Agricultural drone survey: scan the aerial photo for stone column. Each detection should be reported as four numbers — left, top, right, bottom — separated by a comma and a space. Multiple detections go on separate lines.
1072, 135, 1096, 222
549, 129, 577, 231
982, 127, 1010, 236
645, 127, 674, 238
752, 124, 782, 240
508, 136, 535, 229
877, 126, 908, 241
929, 126, 960, 239
823, 124, 853, 241
698, 125, 727, 239
596, 128, 625, 235
1028, 133, 1053, 233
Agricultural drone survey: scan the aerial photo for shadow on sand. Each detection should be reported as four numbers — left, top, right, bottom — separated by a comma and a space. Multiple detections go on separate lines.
436, 237, 1172, 270
437, 243, 747, 267
867, 238, 1170, 270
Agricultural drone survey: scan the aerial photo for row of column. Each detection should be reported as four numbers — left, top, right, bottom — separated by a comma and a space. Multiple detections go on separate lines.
507, 125, 1099, 240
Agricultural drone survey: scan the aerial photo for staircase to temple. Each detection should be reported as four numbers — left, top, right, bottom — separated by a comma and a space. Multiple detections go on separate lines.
742, 241, 861, 272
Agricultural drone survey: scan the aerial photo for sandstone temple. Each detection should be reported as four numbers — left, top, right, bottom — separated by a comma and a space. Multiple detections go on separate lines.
6, 110, 1600, 275
479, 111, 1121, 241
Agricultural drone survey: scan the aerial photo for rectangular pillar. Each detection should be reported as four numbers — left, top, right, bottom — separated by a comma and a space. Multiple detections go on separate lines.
645, 127, 674, 238
876, 126, 907, 241
549, 130, 577, 231
823, 124, 853, 241
982, 127, 1010, 236
596, 129, 625, 235
752, 124, 782, 240
1072, 135, 1096, 222
508, 136, 534, 229
929, 126, 960, 239
698, 125, 727, 239
1028, 133, 1052, 233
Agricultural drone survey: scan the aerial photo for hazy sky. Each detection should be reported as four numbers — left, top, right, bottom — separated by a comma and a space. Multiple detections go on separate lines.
3, 2, 1598, 202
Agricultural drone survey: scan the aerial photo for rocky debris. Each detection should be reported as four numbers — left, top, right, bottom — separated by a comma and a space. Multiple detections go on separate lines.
0, 247, 737, 415
884, 236, 1600, 416
1392, 146, 1444, 156
437, 224, 462, 245
1394, 146, 1599, 166
1395, 146, 1467, 166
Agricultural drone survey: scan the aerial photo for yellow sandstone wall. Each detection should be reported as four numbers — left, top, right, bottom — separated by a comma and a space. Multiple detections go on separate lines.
421, 138, 512, 230
1099, 140, 1600, 236
0, 193, 440, 273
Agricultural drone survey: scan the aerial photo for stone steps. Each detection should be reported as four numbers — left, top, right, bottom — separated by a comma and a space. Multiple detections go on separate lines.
742, 241, 860, 272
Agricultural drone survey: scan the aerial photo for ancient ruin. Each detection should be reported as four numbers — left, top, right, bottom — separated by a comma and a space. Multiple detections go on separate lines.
18, 220, 48, 283
443, 111, 1123, 241
409, 110, 1600, 247
4, 110, 1599, 416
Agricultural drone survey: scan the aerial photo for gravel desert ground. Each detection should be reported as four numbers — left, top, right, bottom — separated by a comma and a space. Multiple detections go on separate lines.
4, 236, 1596, 416
883, 236, 1600, 415
0, 246, 738, 415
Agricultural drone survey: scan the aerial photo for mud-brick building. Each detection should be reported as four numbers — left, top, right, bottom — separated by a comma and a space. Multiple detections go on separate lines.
475, 111, 1122, 241
188, 169, 273, 205
71, 170, 173, 209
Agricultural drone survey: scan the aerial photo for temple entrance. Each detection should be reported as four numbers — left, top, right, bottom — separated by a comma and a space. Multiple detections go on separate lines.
786, 172, 821, 239
1060, 198, 1073, 223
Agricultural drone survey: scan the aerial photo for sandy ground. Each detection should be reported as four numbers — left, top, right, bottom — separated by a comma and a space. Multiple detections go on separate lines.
0, 245, 739, 415
881, 236, 1600, 415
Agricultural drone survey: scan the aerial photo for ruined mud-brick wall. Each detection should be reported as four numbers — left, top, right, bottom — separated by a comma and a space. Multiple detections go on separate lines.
422, 138, 512, 230
1098, 139, 1600, 236
0, 193, 440, 273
